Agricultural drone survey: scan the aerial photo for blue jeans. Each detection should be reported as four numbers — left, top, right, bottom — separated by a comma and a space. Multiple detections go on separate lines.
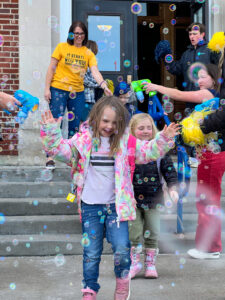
81, 202, 131, 293
49, 87, 85, 137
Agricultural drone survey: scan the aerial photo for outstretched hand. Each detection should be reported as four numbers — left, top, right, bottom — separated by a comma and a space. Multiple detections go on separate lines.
41, 110, 62, 125
142, 82, 158, 93
162, 122, 180, 139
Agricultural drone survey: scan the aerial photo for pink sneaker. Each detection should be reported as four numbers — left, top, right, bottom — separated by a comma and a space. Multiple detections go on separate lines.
130, 246, 142, 279
114, 277, 131, 300
81, 288, 97, 300
145, 248, 158, 279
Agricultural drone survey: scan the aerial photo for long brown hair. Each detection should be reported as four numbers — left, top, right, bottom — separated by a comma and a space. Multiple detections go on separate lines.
88, 96, 130, 155
67, 21, 88, 46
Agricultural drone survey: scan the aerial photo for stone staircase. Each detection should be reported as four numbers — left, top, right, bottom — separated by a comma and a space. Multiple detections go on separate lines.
0, 166, 225, 256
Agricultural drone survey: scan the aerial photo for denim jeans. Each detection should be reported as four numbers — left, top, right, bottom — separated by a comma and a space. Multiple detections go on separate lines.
49, 87, 85, 137
81, 202, 131, 293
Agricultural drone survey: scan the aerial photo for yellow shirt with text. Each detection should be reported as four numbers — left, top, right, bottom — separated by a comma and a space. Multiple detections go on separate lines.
51, 42, 97, 92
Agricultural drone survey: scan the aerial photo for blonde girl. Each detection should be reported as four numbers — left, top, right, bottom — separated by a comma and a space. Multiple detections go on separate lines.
129, 113, 178, 279
41, 97, 179, 300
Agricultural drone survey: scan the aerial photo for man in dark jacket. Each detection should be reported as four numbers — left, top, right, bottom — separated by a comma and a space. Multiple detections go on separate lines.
165, 23, 220, 110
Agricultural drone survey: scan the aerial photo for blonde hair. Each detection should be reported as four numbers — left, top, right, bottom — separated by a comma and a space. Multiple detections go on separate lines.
89, 96, 130, 155
129, 113, 158, 140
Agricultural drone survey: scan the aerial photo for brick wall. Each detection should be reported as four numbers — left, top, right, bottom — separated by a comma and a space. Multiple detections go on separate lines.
0, 0, 19, 156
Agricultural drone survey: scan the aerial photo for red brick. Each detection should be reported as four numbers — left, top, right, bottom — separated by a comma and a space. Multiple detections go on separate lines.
0, 63, 11, 68
1, 35, 13, 40
2, 47, 18, 52
0, 52, 10, 57
0, 14, 13, 18
2, 57, 13, 62
0, 9, 10, 13
3, 25, 18, 30
2, 4, 18, 8
3, 69, 18, 73
0, 19, 10, 24
11, 52, 19, 57
11, 9, 18, 14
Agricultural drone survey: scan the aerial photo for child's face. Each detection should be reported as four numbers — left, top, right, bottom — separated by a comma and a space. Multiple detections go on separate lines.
98, 106, 117, 137
134, 118, 153, 141
119, 92, 130, 105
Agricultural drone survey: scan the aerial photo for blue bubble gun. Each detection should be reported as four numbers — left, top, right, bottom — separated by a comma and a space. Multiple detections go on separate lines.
4, 90, 39, 124
131, 79, 156, 102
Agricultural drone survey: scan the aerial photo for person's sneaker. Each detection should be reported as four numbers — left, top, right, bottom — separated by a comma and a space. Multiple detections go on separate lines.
46, 160, 55, 170
81, 288, 97, 300
114, 277, 130, 300
188, 157, 199, 168
187, 248, 220, 259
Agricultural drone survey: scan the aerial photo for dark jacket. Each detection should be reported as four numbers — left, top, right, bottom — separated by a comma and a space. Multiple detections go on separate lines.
220, 61, 225, 99
166, 40, 220, 109
201, 105, 225, 152
133, 154, 177, 209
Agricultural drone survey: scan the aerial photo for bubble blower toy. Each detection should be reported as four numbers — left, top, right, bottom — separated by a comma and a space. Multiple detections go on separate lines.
131, 79, 190, 234
4, 90, 39, 124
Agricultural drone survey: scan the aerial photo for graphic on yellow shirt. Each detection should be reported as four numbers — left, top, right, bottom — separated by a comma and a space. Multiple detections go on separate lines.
51, 43, 97, 92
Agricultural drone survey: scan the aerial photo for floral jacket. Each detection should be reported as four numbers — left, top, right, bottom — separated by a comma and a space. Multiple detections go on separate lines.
41, 123, 173, 222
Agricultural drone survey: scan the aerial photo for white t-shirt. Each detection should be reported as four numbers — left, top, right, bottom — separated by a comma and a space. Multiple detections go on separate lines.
81, 136, 115, 204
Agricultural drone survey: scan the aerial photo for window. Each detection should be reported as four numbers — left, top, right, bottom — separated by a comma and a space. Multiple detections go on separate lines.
88, 15, 121, 72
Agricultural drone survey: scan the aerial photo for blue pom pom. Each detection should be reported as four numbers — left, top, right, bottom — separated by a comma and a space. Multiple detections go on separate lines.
154, 40, 172, 63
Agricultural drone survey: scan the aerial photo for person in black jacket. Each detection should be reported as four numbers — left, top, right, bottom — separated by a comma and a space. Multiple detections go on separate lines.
186, 103, 225, 260
163, 23, 220, 110
128, 113, 178, 279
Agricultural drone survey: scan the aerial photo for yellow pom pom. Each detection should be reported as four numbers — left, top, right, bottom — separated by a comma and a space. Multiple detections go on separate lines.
105, 79, 114, 94
208, 32, 225, 53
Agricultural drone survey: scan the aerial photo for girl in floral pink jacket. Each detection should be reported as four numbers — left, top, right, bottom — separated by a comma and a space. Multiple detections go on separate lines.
41, 96, 179, 300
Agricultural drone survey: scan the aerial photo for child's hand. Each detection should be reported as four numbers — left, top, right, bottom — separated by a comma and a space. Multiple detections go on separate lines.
41, 110, 62, 125
169, 190, 179, 203
162, 122, 180, 139
0, 92, 21, 111
141, 82, 158, 93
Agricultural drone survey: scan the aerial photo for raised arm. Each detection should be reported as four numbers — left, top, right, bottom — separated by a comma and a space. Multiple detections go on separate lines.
142, 82, 214, 103
40, 110, 78, 163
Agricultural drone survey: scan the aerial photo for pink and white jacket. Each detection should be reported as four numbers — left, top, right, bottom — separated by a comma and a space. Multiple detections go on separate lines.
41, 122, 173, 222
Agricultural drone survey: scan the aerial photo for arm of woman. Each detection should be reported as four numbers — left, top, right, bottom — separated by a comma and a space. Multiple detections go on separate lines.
44, 57, 59, 102
143, 82, 214, 103
90, 65, 112, 96
0, 92, 21, 111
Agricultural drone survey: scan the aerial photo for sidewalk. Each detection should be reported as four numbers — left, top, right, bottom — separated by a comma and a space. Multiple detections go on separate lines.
1, 254, 225, 300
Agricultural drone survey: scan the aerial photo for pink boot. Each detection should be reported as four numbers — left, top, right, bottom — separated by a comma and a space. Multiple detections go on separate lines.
145, 248, 158, 279
114, 277, 131, 300
81, 288, 97, 300
129, 246, 142, 279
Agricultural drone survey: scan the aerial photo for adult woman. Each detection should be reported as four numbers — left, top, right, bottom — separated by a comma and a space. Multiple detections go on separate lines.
44, 21, 111, 169
144, 64, 224, 259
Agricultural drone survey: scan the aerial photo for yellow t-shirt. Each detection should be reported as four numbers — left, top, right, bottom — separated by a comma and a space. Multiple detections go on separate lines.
51, 42, 97, 92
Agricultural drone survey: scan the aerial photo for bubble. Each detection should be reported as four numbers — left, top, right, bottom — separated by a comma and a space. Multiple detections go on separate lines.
188, 62, 206, 83
169, 4, 176, 11
211, 4, 220, 15
33, 200, 39, 206
68, 32, 74, 40
1, 82, 6, 89
110, 41, 116, 48
180, 257, 186, 264
149, 22, 154, 29
117, 76, 123, 82
144, 230, 150, 238
134, 65, 139, 70
54, 254, 65, 267
40, 169, 53, 182
143, 177, 148, 183
47, 16, 58, 29
81, 236, 90, 248
69, 91, 76, 99
97, 40, 107, 53
184, 108, 192, 116
66, 111, 75, 122
131, 2, 142, 15
142, 21, 147, 26
220, 99, 225, 105
0, 34, 4, 46
165, 199, 173, 209
66, 243, 73, 251
0, 213, 5, 224
2, 75, 9, 82
151, 177, 156, 182
165, 54, 173, 63
192, 25, 200, 31
12, 239, 19, 246
138, 194, 144, 200
162, 27, 169, 35
163, 101, 174, 113
13, 260, 19, 267
137, 179, 143, 184
197, 0, 205, 2
171, 19, 176, 25
199, 193, 206, 200
174, 112, 182, 121
162, 94, 170, 102
124, 59, 131, 68
94, 5, 100, 11
26, 243, 30, 248
84, 221, 89, 228
32, 70, 41, 80
9, 283, 16, 290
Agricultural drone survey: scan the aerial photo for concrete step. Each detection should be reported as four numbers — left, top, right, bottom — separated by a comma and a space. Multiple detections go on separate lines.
0, 215, 81, 235
0, 198, 78, 216
0, 182, 71, 198
0, 166, 71, 182
1, 232, 225, 256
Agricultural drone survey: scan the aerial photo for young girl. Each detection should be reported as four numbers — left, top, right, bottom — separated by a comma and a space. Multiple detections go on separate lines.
129, 113, 178, 279
41, 96, 179, 300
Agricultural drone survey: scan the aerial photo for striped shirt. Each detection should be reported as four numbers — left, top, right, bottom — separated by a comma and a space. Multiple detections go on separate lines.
81, 136, 116, 204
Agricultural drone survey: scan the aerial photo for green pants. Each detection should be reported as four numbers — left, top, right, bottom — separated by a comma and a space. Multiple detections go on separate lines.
129, 207, 160, 249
